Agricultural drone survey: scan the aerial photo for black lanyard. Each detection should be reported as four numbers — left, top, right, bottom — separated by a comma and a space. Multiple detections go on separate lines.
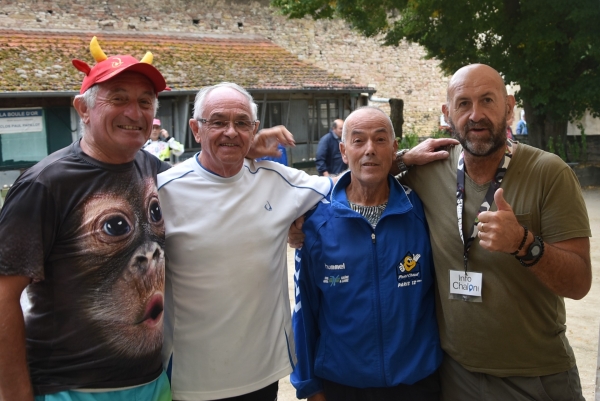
456, 143, 513, 272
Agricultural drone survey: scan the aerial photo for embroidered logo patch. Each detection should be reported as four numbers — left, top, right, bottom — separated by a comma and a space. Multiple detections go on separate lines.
397, 252, 422, 287
323, 275, 349, 286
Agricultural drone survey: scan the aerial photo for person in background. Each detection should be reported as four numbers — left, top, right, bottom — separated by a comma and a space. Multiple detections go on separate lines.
516, 110, 528, 136
143, 118, 184, 162
315, 119, 347, 176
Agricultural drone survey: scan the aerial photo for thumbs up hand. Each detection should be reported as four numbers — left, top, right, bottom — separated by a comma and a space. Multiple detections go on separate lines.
494, 187, 513, 213
477, 188, 525, 253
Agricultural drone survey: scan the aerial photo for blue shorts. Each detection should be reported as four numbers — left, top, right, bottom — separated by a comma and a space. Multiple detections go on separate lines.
35, 370, 171, 401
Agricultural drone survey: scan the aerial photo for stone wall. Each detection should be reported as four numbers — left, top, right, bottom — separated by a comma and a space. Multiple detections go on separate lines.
0, 0, 448, 136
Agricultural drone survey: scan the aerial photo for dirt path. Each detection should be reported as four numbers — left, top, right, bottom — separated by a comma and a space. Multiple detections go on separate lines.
280, 187, 600, 400
566, 187, 600, 400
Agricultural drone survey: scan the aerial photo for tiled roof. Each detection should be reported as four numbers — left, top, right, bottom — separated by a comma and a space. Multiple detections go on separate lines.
0, 29, 374, 94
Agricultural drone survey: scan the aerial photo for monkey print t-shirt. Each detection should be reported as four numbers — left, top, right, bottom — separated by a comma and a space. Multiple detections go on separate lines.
0, 141, 169, 395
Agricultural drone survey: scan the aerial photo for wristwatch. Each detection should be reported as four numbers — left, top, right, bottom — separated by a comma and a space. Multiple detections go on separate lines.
395, 149, 411, 173
518, 236, 544, 266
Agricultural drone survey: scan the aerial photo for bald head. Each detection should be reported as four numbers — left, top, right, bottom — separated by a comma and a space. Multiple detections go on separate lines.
332, 118, 344, 138
342, 107, 395, 143
447, 64, 508, 102
339, 106, 397, 191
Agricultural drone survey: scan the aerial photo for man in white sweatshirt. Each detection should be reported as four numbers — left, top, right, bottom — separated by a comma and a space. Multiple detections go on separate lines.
158, 82, 331, 401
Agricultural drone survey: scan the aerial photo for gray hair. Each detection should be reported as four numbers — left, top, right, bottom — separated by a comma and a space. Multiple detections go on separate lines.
192, 82, 258, 121
341, 106, 395, 142
75, 84, 159, 137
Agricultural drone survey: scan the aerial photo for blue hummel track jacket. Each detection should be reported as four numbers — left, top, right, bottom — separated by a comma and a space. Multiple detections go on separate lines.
291, 172, 442, 399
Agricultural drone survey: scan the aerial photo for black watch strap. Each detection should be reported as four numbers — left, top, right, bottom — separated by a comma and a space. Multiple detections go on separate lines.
517, 236, 545, 267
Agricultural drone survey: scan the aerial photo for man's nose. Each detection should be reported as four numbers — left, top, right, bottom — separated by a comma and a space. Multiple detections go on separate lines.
469, 103, 485, 122
124, 100, 143, 120
223, 121, 239, 137
364, 139, 376, 154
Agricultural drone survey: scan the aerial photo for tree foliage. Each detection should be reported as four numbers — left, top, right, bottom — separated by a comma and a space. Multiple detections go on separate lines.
272, 0, 600, 150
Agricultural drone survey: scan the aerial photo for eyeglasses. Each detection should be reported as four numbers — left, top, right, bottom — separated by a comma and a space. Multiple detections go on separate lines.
198, 118, 258, 133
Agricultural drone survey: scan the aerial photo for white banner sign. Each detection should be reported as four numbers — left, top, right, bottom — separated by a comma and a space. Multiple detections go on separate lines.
0, 109, 43, 134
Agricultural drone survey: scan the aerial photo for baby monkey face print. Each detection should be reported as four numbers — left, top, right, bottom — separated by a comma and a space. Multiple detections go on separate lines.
0, 146, 169, 391
59, 176, 166, 359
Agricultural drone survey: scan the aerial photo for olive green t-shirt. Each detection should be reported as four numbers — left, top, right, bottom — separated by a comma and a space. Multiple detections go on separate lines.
402, 143, 591, 377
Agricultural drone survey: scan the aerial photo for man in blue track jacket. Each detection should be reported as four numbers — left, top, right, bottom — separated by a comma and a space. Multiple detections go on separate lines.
292, 107, 442, 401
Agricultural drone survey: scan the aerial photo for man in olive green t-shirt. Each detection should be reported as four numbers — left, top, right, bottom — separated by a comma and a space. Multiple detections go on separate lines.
400, 64, 591, 401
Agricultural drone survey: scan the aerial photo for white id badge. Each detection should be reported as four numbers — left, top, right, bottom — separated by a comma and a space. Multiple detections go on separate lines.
449, 270, 483, 302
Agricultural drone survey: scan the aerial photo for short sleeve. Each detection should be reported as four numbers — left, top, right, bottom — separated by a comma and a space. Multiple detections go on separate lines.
0, 180, 57, 280
284, 168, 332, 218
539, 165, 591, 243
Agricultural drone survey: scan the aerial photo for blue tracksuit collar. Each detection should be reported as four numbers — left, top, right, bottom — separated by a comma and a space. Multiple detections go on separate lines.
331, 171, 413, 218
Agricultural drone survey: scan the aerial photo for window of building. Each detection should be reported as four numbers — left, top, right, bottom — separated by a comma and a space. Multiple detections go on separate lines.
257, 102, 286, 130
313, 99, 339, 142
0, 108, 47, 169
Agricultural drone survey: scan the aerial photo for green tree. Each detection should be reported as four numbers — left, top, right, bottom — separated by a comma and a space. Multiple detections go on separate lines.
272, 0, 600, 150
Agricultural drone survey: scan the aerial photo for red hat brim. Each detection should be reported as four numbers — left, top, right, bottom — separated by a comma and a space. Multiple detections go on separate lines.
78, 55, 168, 95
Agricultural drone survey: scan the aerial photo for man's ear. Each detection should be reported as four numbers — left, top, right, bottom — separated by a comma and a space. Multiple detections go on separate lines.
340, 141, 348, 164
189, 119, 201, 144
73, 97, 90, 125
506, 95, 516, 121
442, 103, 450, 122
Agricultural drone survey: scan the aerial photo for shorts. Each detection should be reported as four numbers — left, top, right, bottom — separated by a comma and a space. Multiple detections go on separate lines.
440, 354, 584, 401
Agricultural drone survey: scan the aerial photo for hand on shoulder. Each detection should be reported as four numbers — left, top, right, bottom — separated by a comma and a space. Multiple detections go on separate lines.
402, 138, 459, 166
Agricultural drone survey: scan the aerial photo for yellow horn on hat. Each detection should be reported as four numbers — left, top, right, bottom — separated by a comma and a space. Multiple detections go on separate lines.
90, 36, 108, 62
140, 51, 153, 65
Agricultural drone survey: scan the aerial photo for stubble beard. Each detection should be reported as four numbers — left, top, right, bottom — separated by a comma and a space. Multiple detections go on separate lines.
449, 117, 507, 157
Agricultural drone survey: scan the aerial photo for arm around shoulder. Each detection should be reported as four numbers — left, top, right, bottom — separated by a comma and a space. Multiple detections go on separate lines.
401, 138, 459, 168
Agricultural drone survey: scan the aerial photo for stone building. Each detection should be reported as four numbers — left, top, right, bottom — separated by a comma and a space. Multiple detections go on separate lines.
0, 0, 449, 135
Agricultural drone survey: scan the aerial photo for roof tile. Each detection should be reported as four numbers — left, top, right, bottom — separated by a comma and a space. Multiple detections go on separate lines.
0, 30, 373, 93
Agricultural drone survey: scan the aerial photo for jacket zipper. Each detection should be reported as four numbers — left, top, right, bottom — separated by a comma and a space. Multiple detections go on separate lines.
371, 231, 387, 385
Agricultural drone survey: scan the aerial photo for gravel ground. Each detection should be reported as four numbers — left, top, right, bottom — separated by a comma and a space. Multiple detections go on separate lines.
279, 187, 600, 401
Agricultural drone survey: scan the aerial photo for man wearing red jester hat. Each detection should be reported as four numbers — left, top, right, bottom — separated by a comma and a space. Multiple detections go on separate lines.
0, 36, 173, 401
